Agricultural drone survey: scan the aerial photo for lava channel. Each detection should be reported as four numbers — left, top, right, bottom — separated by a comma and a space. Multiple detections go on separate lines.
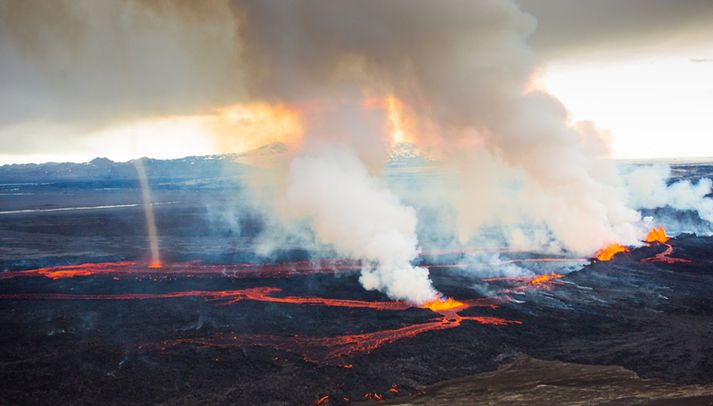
0, 259, 362, 280
0, 287, 412, 310
641, 243, 692, 264
140, 301, 520, 366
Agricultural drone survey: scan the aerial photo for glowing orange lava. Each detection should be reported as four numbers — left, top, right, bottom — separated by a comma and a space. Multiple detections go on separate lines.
2, 255, 587, 282
529, 272, 564, 285
641, 243, 692, 264
4, 258, 527, 369
0, 287, 412, 311
312, 395, 330, 405
420, 296, 466, 312
480, 273, 566, 294
144, 306, 521, 366
0, 259, 362, 280
645, 226, 670, 244
595, 244, 629, 261
117, 288, 519, 366
364, 392, 384, 401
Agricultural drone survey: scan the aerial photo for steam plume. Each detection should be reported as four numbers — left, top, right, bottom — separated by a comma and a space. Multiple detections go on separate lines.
4, 0, 695, 303
286, 143, 435, 303
228, 0, 651, 306
624, 164, 713, 224
133, 159, 161, 268
231, 0, 642, 258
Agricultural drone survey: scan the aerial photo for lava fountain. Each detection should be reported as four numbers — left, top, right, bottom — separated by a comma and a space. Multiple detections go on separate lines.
594, 244, 629, 261
645, 226, 670, 244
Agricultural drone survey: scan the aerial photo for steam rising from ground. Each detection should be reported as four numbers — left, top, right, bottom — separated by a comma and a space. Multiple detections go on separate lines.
230, 0, 646, 302
624, 164, 713, 226
233, 0, 642, 256
286, 144, 435, 303
133, 159, 161, 268
5, 0, 713, 303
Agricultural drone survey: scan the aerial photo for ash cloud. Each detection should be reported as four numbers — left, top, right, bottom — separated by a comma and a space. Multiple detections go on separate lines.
2, 0, 700, 303
228, 0, 648, 303
517, 0, 713, 58
232, 0, 642, 252
0, 0, 242, 148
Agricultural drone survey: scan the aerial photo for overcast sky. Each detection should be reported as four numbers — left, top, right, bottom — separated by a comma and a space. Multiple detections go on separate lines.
519, 0, 713, 160
1, 0, 712, 163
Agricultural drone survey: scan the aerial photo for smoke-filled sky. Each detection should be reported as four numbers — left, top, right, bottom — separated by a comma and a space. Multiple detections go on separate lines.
4, 0, 713, 305
0, 0, 712, 164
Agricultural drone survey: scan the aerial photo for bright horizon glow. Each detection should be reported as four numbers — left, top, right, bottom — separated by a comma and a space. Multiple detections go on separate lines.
540, 52, 713, 160
0, 117, 218, 165
0, 103, 305, 165
2, 52, 712, 165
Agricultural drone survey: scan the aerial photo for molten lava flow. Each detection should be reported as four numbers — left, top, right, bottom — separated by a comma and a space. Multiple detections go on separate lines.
480, 273, 566, 294
529, 272, 564, 285
0, 259, 363, 280
0, 261, 142, 280
137, 291, 520, 366
312, 395, 330, 406
0, 286, 509, 317
363, 392, 384, 401
595, 244, 629, 261
420, 296, 466, 312
638, 226, 691, 264
5, 262, 523, 369
0, 287, 414, 311
145, 309, 521, 365
641, 243, 693, 265
645, 226, 670, 244
3, 255, 588, 281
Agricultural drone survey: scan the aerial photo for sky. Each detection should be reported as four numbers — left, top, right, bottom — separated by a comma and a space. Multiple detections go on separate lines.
0, 0, 712, 164
518, 0, 713, 161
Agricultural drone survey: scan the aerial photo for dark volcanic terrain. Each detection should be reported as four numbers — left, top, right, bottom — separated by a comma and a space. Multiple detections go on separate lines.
375, 355, 713, 405
1, 160, 712, 405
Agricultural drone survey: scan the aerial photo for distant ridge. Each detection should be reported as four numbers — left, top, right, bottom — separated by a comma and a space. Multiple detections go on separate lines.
0, 154, 246, 183
0, 142, 298, 183
5, 141, 708, 184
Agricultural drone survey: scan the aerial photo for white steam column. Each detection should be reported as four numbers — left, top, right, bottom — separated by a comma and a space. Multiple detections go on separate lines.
133, 159, 161, 268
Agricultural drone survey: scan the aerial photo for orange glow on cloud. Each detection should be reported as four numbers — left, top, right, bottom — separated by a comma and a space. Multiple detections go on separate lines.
86, 103, 304, 162
207, 103, 303, 154
386, 95, 407, 144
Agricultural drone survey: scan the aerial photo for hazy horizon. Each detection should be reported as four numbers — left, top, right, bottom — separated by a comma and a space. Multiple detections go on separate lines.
1, 0, 712, 164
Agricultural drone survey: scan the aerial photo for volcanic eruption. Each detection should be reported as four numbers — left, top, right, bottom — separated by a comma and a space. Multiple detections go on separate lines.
2, 1, 713, 405
224, 0, 645, 305
4, 0, 713, 304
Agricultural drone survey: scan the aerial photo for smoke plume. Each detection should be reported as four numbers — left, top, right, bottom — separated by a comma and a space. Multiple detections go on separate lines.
286, 143, 435, 303
231, 0, 642, 255
224, 0, 652, 301
5, 0, 698, 303
623, 164, 713, 225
